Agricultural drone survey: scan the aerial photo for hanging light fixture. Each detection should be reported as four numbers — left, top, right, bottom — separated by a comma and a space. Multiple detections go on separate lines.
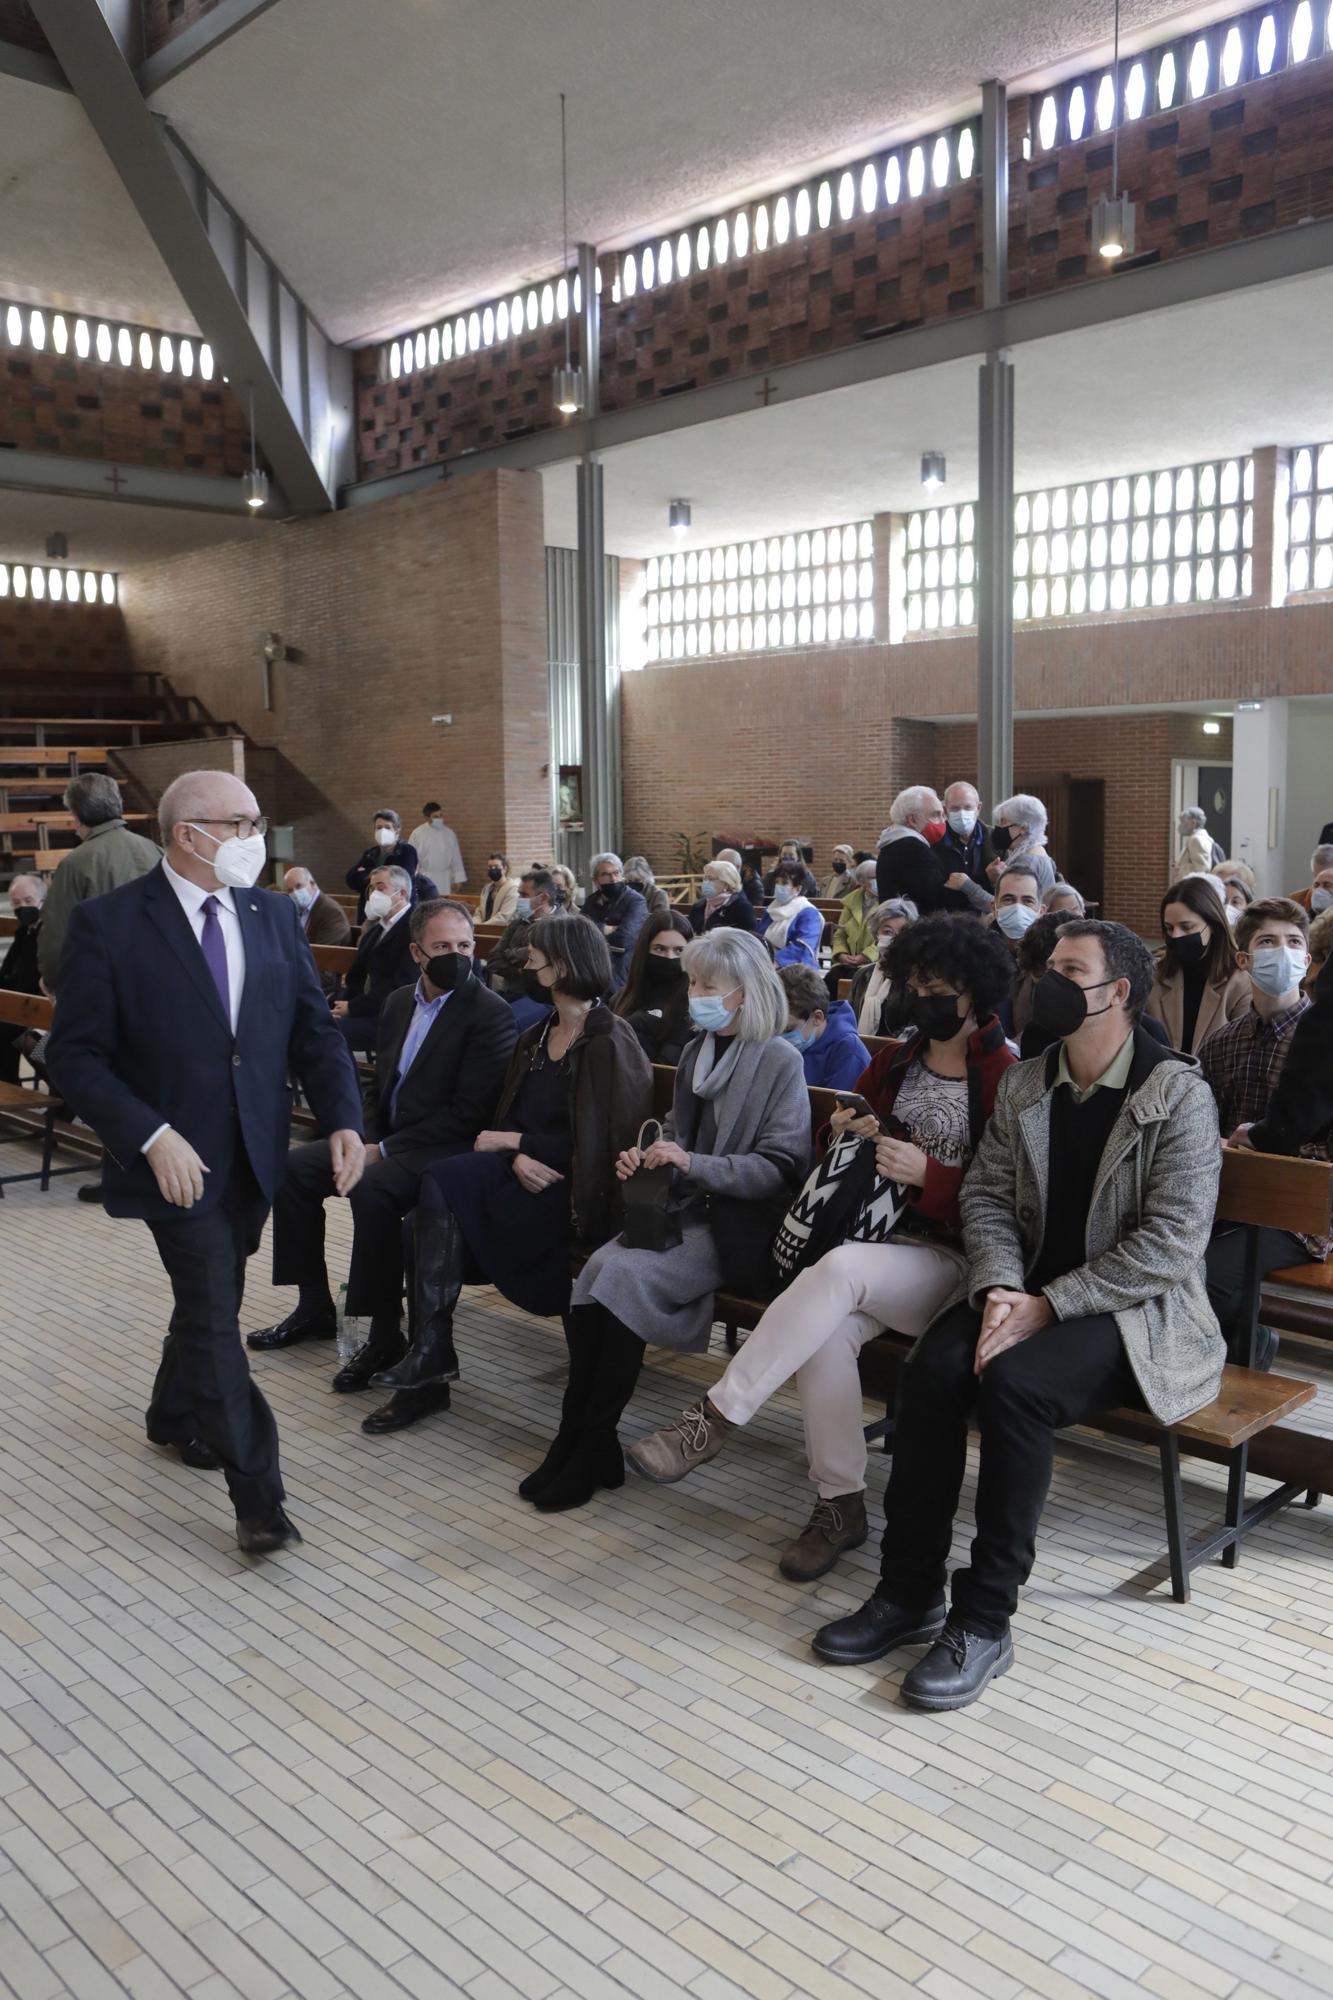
920, 451, 946, 492
243, 387, 269, 510
552, 92, 586, 418
1091, 0, 1136, 260
669, 499, 691, 536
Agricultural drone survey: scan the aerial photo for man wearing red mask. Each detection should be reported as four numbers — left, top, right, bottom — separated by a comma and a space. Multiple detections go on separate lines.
875, 786, 950, 914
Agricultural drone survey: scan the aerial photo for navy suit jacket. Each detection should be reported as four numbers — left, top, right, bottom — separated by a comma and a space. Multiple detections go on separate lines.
47, 864, 363, 1220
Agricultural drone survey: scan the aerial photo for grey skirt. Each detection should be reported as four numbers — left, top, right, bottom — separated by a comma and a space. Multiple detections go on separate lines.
572, 1209, 725, 1354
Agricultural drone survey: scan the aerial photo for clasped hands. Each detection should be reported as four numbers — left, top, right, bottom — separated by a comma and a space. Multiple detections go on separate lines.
474, 1128, 564, 1193
975, 1287, 1053, 1374
616, 1138, 692, 1181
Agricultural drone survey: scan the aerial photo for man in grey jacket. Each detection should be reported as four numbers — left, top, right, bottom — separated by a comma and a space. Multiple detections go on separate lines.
815, 919, 1224, 1711
39, 773, 161, 990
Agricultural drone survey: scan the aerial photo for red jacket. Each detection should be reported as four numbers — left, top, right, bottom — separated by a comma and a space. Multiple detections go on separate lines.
850, 1017, 1015, 1233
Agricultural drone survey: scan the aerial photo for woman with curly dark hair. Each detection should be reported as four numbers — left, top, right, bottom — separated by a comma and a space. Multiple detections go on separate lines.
627, 914, 1016, 1583
614, 910, 694, 1065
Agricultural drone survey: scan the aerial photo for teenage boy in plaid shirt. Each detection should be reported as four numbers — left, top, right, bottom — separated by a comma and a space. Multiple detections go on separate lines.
1200, 897, 1329, 1368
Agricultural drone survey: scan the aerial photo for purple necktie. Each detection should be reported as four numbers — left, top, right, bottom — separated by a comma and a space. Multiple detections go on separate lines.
200, 894, 231, 1025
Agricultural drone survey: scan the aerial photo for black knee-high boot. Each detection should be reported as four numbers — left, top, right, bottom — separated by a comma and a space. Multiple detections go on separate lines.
518, 1305, 600, 1500
371, 1207, 465, 1390
534, 1307, 646, 1514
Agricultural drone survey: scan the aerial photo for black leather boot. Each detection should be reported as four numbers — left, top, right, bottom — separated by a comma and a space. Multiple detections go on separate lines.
371, 1208, 464, 1390
534, 1310, 645, 1513
519, 1308, 598, 1500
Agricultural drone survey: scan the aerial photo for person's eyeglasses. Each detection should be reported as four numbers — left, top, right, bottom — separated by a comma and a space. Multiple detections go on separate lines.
194, 816, 268, 839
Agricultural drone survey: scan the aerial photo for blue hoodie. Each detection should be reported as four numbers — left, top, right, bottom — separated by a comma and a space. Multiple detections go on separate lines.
799, 999, 872, 1090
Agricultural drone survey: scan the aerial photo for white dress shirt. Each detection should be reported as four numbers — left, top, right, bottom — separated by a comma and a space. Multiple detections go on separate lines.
142, 860, 248, 1154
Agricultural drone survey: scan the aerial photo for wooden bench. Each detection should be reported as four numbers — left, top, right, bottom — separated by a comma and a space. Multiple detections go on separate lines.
0, 747, 109, 768
0, 991, 93, 1191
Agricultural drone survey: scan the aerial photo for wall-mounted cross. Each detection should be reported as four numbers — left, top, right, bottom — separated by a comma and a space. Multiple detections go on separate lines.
104, 466, 128, 494
755, 376, 777, 408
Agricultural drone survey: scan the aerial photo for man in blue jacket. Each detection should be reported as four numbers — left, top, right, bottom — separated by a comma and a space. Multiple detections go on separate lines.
47, 769, 364, 1557
779, 964, 872, 1090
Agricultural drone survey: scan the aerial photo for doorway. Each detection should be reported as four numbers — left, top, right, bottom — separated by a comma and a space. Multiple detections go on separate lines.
1025, 775, 1105, 911
1173, 760, 1233, 870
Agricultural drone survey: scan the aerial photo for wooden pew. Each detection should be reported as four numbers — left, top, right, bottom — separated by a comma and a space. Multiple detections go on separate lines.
0, 747, 109, 767
0, 990, 93, 1191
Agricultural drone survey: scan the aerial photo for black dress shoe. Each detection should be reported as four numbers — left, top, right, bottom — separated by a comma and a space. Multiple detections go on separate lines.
147, 1433, 221, 1470
246, 1305, 337, 1351
236, 1507, 303, 1556
901, 1621, 1014, 1711
361, 1385, 451, 1434
332, 1332, 406, 1393
811, 1591, 948, 1665
77, 1183, 103, 1204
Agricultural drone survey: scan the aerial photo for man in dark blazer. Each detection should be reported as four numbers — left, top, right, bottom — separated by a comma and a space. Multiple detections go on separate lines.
46, 770, 364, 1556
282, 867, 351, 946
249, 898, 517, 1394
332, 863, 415, 1050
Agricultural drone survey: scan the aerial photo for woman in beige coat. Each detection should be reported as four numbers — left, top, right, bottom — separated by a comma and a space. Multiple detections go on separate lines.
1144, 876, 1251, 1053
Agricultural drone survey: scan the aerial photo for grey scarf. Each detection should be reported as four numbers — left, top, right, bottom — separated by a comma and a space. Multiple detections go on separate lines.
690, 1031, 745, 1099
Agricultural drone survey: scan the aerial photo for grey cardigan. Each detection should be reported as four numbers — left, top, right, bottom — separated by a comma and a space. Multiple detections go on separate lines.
573, 1033, 811, 1352
959, 1027, 1225, 1424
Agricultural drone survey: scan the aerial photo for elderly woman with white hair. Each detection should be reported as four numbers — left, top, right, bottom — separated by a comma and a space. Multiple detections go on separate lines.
689, 856, 758, 934
848, 897, 918, 1035
1042, 881, 1085, 918
875, 785, 948, 912
1175, 805, 1220, 878
987, 793, 1056, 894
0, 872, 46, 1083
582, 851, 648, 992
623, 855, 671, 917
536, 929, 811, 1513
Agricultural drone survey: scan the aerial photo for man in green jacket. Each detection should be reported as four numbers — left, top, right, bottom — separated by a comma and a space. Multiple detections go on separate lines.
39, 773, 161, 990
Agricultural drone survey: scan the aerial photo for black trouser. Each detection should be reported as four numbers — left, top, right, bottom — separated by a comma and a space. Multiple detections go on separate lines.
145, 1161, 282, 1519
0, 1027, 20, 1085
1204, 1223, 1307, 1362
271, 1138, 426, 1319
879, 1301, 1137, 1638
337, 1015, 379, 1054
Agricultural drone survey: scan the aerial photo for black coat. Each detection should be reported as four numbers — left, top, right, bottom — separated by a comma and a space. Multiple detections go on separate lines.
624, 988, 693, 1067
344, 912, 416, 1019
345, 840, 419, 921
875, 833, 948, 913
0, 920, 42, 997
365, 973, 518, 1171
1250, 952, 1333, 1153
938, 821, 996, 912
583, 881, 648, 990
688, 891, 758, 934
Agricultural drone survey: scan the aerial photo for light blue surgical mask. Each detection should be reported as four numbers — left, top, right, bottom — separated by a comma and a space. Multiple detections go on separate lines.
772, 884, 794, 905
996, 902, 1038, 940
1249, 945, 1309, 999
947, 807, 978, 837
782, 1025, 812, 1050
515, 896, 532, 920
1312, 887, 1333, 914
701, 876, 725, 898
289, 885, 314, 910
689, 994, 737, 1032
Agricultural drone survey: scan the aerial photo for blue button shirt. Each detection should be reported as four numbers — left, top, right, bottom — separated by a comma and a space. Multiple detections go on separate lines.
388, 977, 453, 1127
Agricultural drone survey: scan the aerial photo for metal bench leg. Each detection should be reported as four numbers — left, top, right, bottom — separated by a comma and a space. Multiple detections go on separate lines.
1222, 1441, 1249, 1570
1160, 1433, 1189, 1603
40, 1107, 56, 1192
724, 1321, 738, 1354
1305, 1489, 1321, 1510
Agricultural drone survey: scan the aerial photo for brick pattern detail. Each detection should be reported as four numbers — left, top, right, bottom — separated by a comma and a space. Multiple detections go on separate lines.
354, 183, 984, 478
621, 597, 1333, 940
118, 470, 551, 886
142, 0, 224, 56
355, 54, 1333, 482
0, 352, 252, 474
0, 600, 130, 678
1009, 63, 1333, 298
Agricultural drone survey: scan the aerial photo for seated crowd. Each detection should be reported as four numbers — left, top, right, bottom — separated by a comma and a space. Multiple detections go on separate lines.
13, 776, 1332, 1714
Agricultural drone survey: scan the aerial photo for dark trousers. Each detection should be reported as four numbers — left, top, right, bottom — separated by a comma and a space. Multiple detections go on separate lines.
337, 1015, 378, 1054
271, 1138, 425, 1319
145, 1162, 283, 1519
1204, 1224, 1307, 1362
0, 1028, 20, 1085
879, 1301, 1137, 1637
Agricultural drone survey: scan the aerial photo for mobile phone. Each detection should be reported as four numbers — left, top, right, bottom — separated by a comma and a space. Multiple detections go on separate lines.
833, 1091, 878, 1122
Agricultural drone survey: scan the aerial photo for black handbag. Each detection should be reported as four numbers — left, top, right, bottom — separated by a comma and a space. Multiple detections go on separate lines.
710, 1189, 794, 1303
617, 1120, 684, 1253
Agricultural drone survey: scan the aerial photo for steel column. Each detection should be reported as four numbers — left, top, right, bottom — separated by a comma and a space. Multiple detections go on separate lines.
573, 241, 621, 856
977, 353, 1015, 808
982, 80, 1008, 313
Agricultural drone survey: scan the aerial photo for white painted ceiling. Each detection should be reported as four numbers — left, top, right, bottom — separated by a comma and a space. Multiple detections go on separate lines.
541, 269, 1333, 553
148, 0, 1234, 345
0, 490, 273, 572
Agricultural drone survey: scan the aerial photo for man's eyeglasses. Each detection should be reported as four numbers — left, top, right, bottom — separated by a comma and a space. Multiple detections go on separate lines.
194, 816, 269, 840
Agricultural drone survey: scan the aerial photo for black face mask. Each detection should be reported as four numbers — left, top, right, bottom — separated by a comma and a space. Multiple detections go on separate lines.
14, 906, 40, 929
523, 971, 554, 1005
1166, 930, 1208, 965
831, 859, 847, 874
1032, 969, 1116, 1038
421, 950, 470, 993
990, 824, 1013, 857
910, 992, 965, 1044
643, 956, 685, 990
487, 865, 504, 881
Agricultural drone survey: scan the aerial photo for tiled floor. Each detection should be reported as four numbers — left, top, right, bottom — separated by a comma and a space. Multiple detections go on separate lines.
4, 1138, 1333, 2000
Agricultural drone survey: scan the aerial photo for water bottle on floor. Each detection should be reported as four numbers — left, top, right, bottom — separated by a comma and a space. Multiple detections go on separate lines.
335, 1283, 366, 1361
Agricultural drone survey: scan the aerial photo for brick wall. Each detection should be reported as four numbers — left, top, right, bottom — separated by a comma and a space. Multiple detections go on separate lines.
0, 598, 130, 679
355, 54, 1333, 481
621, 597, 1331, 937
0, 350, 250, 474
117, 470, 550, 886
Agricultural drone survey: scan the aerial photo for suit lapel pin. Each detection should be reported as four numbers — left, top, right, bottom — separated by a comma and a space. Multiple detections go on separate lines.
250, 902, 258, 910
